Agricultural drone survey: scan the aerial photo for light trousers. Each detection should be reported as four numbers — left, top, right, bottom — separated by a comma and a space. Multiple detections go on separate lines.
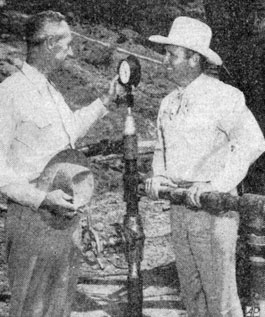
170, 205, 243, 317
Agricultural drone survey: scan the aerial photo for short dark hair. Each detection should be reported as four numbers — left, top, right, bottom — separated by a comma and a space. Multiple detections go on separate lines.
25, 11, 66, 49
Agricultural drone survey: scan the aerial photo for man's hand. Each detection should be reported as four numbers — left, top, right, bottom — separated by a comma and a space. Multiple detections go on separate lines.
39, 189, 76, 218
145, 176, 176, 200
101, 75, 126, 107
186, 182, 213, 208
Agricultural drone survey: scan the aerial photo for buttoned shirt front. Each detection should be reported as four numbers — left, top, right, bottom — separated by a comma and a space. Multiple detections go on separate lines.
0, 62, 107, 208
152, 74, 265, 193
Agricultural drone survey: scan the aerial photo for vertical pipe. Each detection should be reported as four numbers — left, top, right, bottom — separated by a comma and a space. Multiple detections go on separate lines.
123, 91, 145, 316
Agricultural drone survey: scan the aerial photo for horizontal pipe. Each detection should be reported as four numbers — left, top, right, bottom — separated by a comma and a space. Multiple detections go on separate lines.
138, 184, 265, 224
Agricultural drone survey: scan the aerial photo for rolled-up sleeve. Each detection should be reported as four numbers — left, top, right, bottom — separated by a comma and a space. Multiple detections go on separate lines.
211, 91, 265, 192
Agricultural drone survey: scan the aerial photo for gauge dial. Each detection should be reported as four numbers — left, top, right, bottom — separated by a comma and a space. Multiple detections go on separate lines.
119, 60, 131, 85
117, 55, 141, 87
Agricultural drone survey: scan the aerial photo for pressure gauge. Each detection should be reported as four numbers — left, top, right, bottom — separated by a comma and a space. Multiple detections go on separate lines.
117, 55, 141, 87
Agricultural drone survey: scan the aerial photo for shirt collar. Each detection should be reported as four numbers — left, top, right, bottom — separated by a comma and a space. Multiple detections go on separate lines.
21, 62, 49, 90
183, 73, 208, 96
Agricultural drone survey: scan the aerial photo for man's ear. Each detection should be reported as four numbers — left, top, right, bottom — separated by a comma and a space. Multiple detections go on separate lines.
46, 36, 56, 52
189, 53, 200, 68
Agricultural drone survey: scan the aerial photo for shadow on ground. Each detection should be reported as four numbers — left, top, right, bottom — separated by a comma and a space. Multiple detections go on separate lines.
72, 262, 185, 317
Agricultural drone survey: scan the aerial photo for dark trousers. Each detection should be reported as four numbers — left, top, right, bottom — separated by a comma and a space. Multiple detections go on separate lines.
5, 203, 82, 317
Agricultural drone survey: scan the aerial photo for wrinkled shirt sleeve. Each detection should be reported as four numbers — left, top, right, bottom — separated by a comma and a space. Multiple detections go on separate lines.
71, 98, 108, 143
211, 91, 265, 192
152, 99, 167, 177
0, 87, 46, 210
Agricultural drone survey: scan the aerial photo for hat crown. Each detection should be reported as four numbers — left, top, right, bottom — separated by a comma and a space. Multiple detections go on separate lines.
168, 17, 212, 52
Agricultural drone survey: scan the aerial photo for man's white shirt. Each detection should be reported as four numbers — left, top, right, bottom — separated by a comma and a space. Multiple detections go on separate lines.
153, 73, 265, 194
0, 62, 107, 209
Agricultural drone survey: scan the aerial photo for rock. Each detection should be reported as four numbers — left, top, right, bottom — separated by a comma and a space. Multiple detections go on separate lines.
0, 0, 6, 8
93, 223, 105, 232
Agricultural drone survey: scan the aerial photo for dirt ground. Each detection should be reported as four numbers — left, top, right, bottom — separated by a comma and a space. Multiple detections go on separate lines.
0, 193, 185, 317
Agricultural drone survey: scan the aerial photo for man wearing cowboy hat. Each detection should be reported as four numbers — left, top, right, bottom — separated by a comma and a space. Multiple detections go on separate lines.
145, 16, 265, 316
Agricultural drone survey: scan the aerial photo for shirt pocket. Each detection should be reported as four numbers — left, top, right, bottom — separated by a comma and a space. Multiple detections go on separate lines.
25, 110, 53, 128
14, 113, 53, 150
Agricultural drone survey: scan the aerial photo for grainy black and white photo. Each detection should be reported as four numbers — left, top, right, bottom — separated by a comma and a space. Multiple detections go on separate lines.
0, 1, 264, 316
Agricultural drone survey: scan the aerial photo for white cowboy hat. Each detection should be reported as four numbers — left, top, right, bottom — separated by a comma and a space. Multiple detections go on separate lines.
149, 16, 222, 66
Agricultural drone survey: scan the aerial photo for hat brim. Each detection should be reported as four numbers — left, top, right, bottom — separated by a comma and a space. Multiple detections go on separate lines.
149, 35, 222, 66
